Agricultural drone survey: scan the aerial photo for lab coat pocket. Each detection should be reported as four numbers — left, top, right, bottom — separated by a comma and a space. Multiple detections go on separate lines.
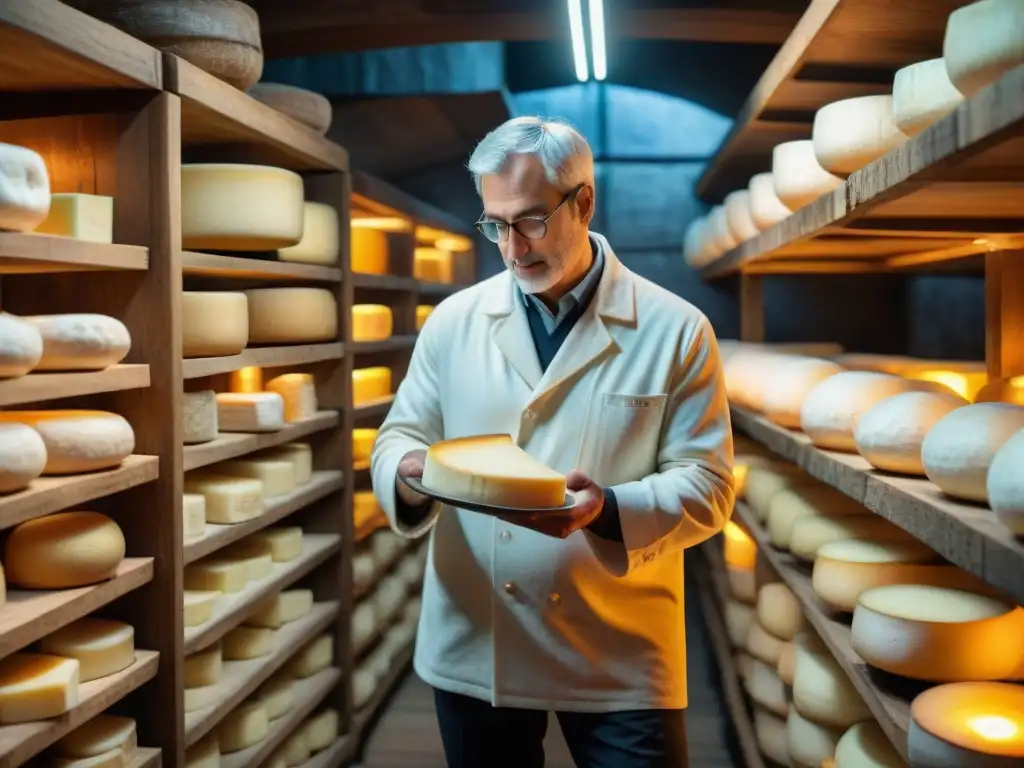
580, 392, 667, 486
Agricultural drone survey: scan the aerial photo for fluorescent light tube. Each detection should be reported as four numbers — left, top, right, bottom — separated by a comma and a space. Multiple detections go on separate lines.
568, 0, 589, 82
589, 0, 606, 81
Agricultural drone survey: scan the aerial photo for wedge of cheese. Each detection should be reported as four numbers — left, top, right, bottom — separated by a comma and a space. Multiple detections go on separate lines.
32, 193, 113, 243
0, 653, 79, 724
422, 434, 566, 509
265, 373, 318, 423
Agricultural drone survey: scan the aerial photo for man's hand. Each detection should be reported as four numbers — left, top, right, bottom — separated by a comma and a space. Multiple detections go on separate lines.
396, 449, 429, 507
497, 469, 604, 539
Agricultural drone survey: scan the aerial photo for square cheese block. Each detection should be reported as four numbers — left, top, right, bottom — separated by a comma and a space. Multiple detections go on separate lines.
185, 557, 250, 594
183, 590, 219, 627
289, 633, 333, 678
257, 672, 293, 720
182, 390, 219, 445
183, 493, 206, 539
353, 428, 378, 467
183, 472, 264, 524
237, 527, 304, 563
0, 652, 80, 724
265, 373, 318, 423
416, 305, 434, 331
353, 366, 392, 406
229, 365, 263, 394
413, 247, 453, 283
213, 456, 296, 498
222, 625, 275, 660
304, 708, 339, 752
245, 588, 314, 629
185, 734, 219, 768
258, 442, 313, 485
39, 618, 135, 683
184, 644, 222, 688
222, 551, 274, 581
216, 392, 285, 433
33, 193, 114, 243
218, 700, 270, 753
350, 226, 389, 274
352, 304, 394, 342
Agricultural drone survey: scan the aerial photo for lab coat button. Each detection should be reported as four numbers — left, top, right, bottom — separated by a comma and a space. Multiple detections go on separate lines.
503, 582, 516, 594
499, 530, 512, 542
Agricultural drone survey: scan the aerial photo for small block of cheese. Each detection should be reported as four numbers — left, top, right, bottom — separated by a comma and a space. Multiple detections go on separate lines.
184, 557, 250, 593
181, 292, 249, 358
184, 644, 222, 688
351, 226, 390, 275
304, 708, 339, 752
184, 472, 264, 524
943, 0, 1024, 98
772, 139, 843, 212
257, 673, 293, 720
39, 618, 134, 682
216, 392, 285, 433
756, 583, 804, 641
245, 287, 338, 344
214, 456, 295, 498
222, 551, 273, 582
237, 527, 304, 564
413, 247, 453, 283
274, 726, 310, 766
744, 658, 788, 717
892, 58, 965, 137
415, 305, 434, 331
278, 201, 340, 265
21, 313, 129, 371
258, 442, 313, 485
183, 683, 219, 713
812, 95, 909, 177
723, 190, 761, 242
183, 493, 206, 539
352, 304, 394, 342
0, 142, 50, 232
218, 700, 270, 753
835, 721, 903, 768
0, 410, 134, 475
0, 312, 43, 379
0, 652, 79, 724
754, 709, 789, 766
747, 172, 791, 230
183, 591, 219, 627
182, 390, 219, 445
184, 734, 219, 768
353, 366, 392, 405
4, 511, 124, 589
988, 428, 1024, 535
0, 422, 46, 493
265, 373, 318, 423
32, 193, 113, 243
353, 427, 378, 467
54, 713, 136, 758
222, 625, 275, 660
786, 708, 844, 768
423, 434, 566, 509
290, 633, 334, 678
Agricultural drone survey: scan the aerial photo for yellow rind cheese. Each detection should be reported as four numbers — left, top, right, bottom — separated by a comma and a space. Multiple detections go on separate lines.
5, 511, 125, 589
352, 304, 394, 342
265, 373, 318, 423
39, 618, 135, 682
0, 652, 80, 724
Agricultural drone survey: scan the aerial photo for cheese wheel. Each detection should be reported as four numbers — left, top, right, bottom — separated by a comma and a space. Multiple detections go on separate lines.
728, 565, 757, 604
792, 639, 871, 728
0, 142, 50, 232
353, 666, 376, 710
682, 216, 710, 268
944, 0, 1024, 98
800, 371, 957, 452
754, 708, 790, 765
789, 514, 914, 562
277, 201, 339, 264
352, 304, 394, 342
0, 410, 133, 475
723, 520, 757, 569
223, 625, 274, 659
746, 620, 788, 666
851, 585, 1024, 681
219, 700, 269, 753
39, 618, 135, 682
21, 314, 130, 371
724, 190, 760, 242
745, 658, 789, 717
761, 357, 846, 429
182, 390, 218, 444
414, 247, 453, 283
184, 733, 219, 768
246, 588, 312, 628
922, 402, 1024, 502
772, 140, 843, 211
813, 95, 909, 176
304, 708, 338, 752
854, 390, 969, 475
744, 464, 811, 522
351, 601, 376, 648
0, 313, 43, 377
265, 373, 318, 423
248, 82, 332, 134
416, 305, 433, 331
0, 423, 47, 493
183, 645, 222, 688
290, 633, 333, 678
706, 205, 738, 254
976, 376, 1024, 406
908, 681, 1024, 765
32, 192, 113, 244
54, 714, 136, 758
246, 287, 338, 343
787, 708, 844, 768
777, 641, 796, 686
0, 653, 79, 724
835, 721, 903, 767
258, 673, 293, 720
183, 591, 219, 628
353, 427, 378, 467
5, 511, 125, 588
756, 583, 804, 641
351, 226, 390, 274
767, 485, 869, 550
747, 172, 791, 230
988, 428, 1024, 535
275, 727, 310, 765
181, 292, 249, 357
892, 58, 965, 137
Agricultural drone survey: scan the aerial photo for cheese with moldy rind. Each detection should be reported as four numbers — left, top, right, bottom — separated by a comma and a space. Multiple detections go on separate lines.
987, 428, 1024, 535
223, 625, 275, 660
727, 565, 756, 604
792, 639, 871, 728
232, 527, 304, 564
351, 226, 389, 275
246, 588, 313, 628
756, 583, 804, 641
789, 514, 914, 562
0, 422, 46, 493
32, 192, 113, 243
777, 642, 796, 686
0, 313, 43, 378
706, 205, 737, 255
760, 356, 845, 428
218, 700, 270, 753
39, 618, 134, 682
800, 371, 957, 452
943, 0, 1024, 98
0, 410, 134, 475
0, 142, 50, 232
181, 164, 304, 251
908, 681, 1024, 764
266, 372, 318, 423
183, 471, 264, 524
787, 708, 844, 768
772, 140, 843, 211
352, 304, 394, 342
854, 390, 968, 476
21, 313, 129, 371
892, 58, 965, 137
747, 172, 791, 230
723, 190, 760, 242
754, 708, 789, 766
5, 511, 124, 589
183, 591, 219, 627
745, 620, 787, 666
246, 287, 338, 343
812, 95, 909, 176
181, 292, 249, 358
184, 733, 219, 768
414, 247, 453, 283
54, 713, 136, 759
214, 456, 295, 498
277, 201, 339, 265
922, 402, 1024, 503
835, 721, 903, 768
416, 305, 433, 331
258, 672, 293, 720
184, 557, 250, 593
258, 442, 313, 485
290, 633, 334, 678
182, 390, 218, 445
216, 392, 285, 433
183, 493, 206, 539
0, 652, 79, 724
304, 708, 338, 752
746, 658, 789, 717
353, 427, 378, 467
423, 434, 566, 509
851, 584, 1024, 681
767, 484, 869, 551
183, 644, 222, 688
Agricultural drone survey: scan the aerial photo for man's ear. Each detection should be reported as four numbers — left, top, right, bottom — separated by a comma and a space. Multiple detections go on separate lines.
576, 184, 595, 225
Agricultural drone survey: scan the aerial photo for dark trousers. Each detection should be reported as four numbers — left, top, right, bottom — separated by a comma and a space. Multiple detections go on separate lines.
433, 687, 689, 768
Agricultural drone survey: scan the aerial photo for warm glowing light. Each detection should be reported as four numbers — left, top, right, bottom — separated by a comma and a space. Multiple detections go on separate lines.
968, 715, 1019, 741
414, 247, 454, 284
436, 235, 473, 252
567, 0, 589, 82
230, 366, 263, 394
351, 216, 411, 232
723, 520, 757, 569
909, 369, 988, 400
975, 376, 1024, 406
910, 682, 1024, 760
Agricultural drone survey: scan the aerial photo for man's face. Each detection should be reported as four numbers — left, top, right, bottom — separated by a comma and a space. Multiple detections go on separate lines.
479, 154, 585, 296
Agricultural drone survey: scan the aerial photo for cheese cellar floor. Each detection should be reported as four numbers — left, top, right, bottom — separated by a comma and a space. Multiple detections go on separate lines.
355, 598, 739, 767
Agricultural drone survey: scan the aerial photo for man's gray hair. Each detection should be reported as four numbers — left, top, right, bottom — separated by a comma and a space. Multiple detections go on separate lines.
467, 116, 594, 196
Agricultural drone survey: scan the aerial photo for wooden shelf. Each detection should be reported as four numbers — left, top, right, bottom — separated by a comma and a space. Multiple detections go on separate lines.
354, 642, 413, 732
221, 667, 342, 768
130, 748, 161, 767
0, 455, 159, 532
181, 252, 342, 282
182, 345, 345, 379
0, 650, 159, 768
165, 55, 348, 173
350, 336, 418, 355
696, 0, 974, 201
0, 365, 150, 407
183, 533, 341, 654
354, 396, 395, 420
733, 502, 912, 760
297, 734, 356, 768
0, 1, 161, 91
0, 234, 148, 273
730, 405, 1024, 604
184, 471, 344, 564
183, 412, 341, 472
0, 558, 153, 660
351, 273, 418, 292
184, 601, 340, 747
701, 65, 1024, 279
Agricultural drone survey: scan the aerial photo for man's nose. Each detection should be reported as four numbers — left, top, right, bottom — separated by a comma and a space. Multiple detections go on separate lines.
505, 227, 530, 259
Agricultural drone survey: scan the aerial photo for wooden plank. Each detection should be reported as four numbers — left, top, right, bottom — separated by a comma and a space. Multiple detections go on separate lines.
297, 734, 355, 768
739, 274, 764, 343
130, 748, 161, 768
351, 336, 418, 355
182, 411, 341, 471
351, 172, 474, 237
182, 344, 345, 379
985, 249, 1024, 379
351, 273, 419, 292
0, 365, 149, 406
181, 251, 342, 282
0, 234, 148, 273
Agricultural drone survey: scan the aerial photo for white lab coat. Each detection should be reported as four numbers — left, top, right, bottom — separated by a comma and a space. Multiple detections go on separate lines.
370, 233, 734, 712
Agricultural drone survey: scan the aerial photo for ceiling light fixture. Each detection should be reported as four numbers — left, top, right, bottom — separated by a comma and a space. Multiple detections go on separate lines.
567, 0, 589, 82
589, 0, 607, 81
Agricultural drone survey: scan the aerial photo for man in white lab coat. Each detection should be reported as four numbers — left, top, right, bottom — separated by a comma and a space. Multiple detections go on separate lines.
370, 116, 735, 767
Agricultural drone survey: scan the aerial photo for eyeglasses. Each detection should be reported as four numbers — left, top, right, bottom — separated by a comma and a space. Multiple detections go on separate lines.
475, 184, 584, 244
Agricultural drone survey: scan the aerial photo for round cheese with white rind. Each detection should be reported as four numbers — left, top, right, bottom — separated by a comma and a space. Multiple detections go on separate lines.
682, 216, 711, 268
772, 140, 843, 211
800, 371, 958, 452
943, 0, 1024, 98
0, 313, 43, 378
245, 287, 338, 344
0, 142, 50, 232
987, 428, 1024, 535
278, 201, 340, 265
54, 713, 136, 758
0, 410, 134, 475
745, 658, 789, 717
812, 95, 909, 177
792, 639, 871, 728
787, 708, 844, 768
727, 565, 757, 604
744, 464, 811, 522
748, 172, 791, 230
777, 641, 796, 686
181, 292, 249, 358
39, 617, 135, 682
746, 620, 788, 666
247, 83, 332, 134
4, 511, 125, 588
754, 708, 790, 765
725, 600, 755, 648
22, 314, 131, 371
724, 190, 760, 242
892, 58, 965, 137
0, 423, 47, 493
767, 484, 869, 551
922, 402, 1024, 503
707, 205, 738, 255
756, 583, 804, 641
789, 514, 915, 563
854, 390, 968, 476
835, 721, 904, 767
760, 356, 845, 428
851, 584, 1024, 681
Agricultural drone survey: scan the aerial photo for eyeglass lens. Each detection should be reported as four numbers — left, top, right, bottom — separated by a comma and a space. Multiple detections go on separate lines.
478, 217, 548, 243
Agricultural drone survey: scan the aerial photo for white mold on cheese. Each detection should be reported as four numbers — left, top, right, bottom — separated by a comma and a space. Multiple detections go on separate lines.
855, 390, 968, 475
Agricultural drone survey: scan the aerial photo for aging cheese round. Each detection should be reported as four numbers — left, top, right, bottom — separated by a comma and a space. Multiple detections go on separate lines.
754, 708, 790, 765
682, 217, 711, 268
789, 514, 914, 562
414, 247, 453, 283
812, 95, 909, 176
352, 304, 394, 342
747, 172, 792, 230
922, 402, 1024, 503
184, 732, 219, 768
892, 58, 965, 137
257, 673, 293, 720
728, 565, 757, 604
0, 422, 47, 493
707, 205, 738, 255
787, 708, 844, 768
772, 140, 843, 211
767, 484, 868, 551
54, 713, 137, 759
277, 201, 340, 265
181, 164, 303, 251
724, 190, 760, 242
0, 410, 134, 475
248, 82, 332, 135
756, 583, 804, 641
851, 584, 1024, 681
0, 313, 43, 378
745, 658, 789, 717
854, 390, 968, 475
182, 390, 218, 444
760, 356, 845, 429
39, 618, 135, 682
834, 721, 904, 767
0, 142, 50, 232
183, 591, 218, 628
218, 700, 269, 753
746, 620, 788, 666
5, 511, 125, 588
777, 641, 796, 686
988, 429, 1024, 535
792, 638, 871, 728
351, 226, 390, 275
943, 0, 1024, 98
183, 645, 222, 689
744, 464, 810, 522
181, 292, 249, 357
246, 287, 338, 343
21, 314, 130, 371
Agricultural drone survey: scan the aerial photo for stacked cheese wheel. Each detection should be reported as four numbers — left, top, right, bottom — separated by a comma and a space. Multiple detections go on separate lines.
0, 311, 132, 380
